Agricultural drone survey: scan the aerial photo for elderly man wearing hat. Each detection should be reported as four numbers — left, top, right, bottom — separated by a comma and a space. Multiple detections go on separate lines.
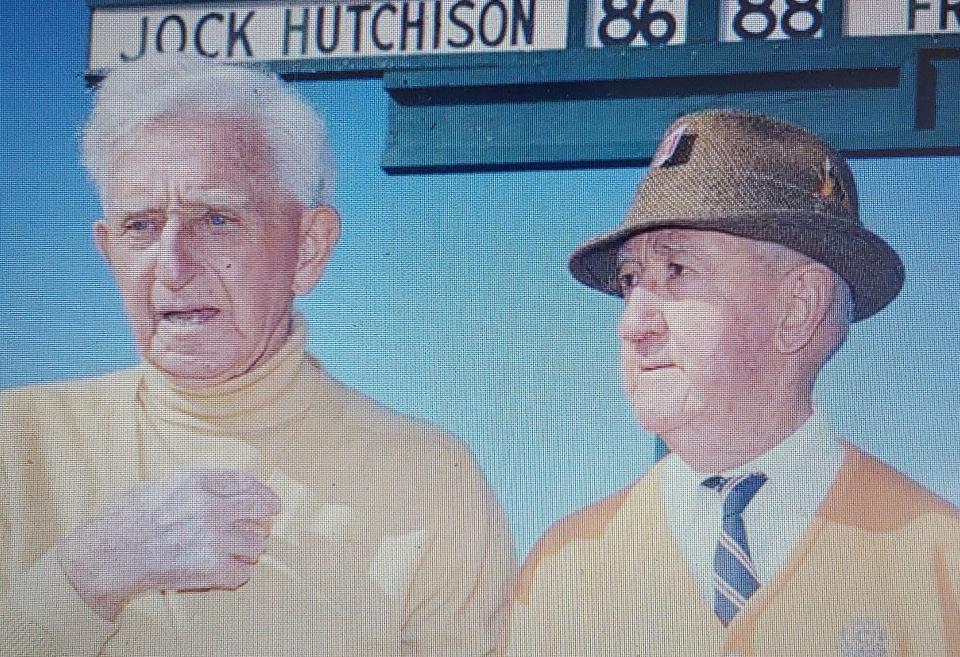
503, 110, 960, 656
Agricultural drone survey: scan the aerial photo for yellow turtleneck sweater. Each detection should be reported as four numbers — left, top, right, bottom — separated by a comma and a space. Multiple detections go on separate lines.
1, 323, 516, 656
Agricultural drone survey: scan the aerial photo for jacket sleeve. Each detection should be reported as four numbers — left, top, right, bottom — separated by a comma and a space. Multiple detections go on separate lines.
933, 519, 960, 656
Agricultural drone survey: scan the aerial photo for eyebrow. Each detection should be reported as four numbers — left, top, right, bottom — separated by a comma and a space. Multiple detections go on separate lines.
106, 186, 252, 219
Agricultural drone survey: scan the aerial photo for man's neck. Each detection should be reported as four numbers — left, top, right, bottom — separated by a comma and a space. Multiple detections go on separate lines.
663, 398, 814, 473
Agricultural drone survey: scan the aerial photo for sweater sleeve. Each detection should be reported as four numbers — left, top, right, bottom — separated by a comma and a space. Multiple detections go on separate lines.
400, 442, 518, 657
0, 389, 117, 657
1, 553, 116, 657
933, 519, 960, 656
0, 600, 62, 657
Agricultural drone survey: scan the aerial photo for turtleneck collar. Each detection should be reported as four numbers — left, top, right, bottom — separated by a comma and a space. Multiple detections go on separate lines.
138, 315, 319, 442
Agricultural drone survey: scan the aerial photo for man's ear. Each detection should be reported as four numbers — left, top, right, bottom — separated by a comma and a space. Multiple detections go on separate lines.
93, 220, 112, 265
775, 263, 833, 354
291, 205, 340, 295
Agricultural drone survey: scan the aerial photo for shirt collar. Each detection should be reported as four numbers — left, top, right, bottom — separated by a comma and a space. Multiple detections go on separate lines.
659, 409, 845, 514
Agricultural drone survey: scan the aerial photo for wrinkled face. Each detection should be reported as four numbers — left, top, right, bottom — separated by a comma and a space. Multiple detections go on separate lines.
94, 114, 317, 386
616, 229, 786, 447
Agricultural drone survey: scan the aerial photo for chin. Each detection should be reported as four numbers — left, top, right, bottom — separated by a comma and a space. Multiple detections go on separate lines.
149, 352, 238, 386
631, 408, 683, 437
627, 392, 682, 430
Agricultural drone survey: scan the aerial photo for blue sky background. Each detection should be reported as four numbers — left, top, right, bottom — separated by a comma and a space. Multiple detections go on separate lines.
1, 1, 958, 555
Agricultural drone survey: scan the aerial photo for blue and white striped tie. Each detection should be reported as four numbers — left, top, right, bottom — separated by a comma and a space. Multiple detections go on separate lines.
702, 472, 767, 626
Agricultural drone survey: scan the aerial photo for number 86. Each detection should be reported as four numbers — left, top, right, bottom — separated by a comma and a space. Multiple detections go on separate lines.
597, 0, 678, 46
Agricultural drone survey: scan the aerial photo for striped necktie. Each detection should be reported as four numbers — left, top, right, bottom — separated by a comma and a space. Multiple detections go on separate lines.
702, 472, 768, 626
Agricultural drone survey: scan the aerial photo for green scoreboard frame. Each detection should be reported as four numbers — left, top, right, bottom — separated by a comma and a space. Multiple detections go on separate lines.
87, 0, 960, 173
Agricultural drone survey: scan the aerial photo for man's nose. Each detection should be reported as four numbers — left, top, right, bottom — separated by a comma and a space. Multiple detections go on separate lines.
618, 286, 668, 348
155, 219, 196, 289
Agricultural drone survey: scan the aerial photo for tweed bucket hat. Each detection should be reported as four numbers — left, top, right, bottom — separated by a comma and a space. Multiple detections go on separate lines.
569, 109, 904, 321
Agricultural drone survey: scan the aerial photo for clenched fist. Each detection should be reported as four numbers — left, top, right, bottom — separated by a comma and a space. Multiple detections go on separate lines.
57, 470, 281, 620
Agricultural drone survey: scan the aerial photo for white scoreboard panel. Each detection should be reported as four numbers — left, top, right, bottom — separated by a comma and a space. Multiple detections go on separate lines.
585, 0, 689, 47
719, 0, 825, 41
845, 0, 960, 36
89, 0, 570, 69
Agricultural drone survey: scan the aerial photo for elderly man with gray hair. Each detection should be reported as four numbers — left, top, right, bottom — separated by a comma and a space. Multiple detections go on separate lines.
504, 110, 960, 656
0, 55, 515, 656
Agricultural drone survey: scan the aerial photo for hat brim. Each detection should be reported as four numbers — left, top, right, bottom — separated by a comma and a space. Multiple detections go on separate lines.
568, 211, 904, 322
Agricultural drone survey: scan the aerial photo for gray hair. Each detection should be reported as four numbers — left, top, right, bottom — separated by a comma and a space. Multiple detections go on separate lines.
82, 54, 335, 207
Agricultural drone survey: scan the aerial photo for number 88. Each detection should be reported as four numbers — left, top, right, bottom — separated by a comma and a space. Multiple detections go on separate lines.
732, 0, 822, 40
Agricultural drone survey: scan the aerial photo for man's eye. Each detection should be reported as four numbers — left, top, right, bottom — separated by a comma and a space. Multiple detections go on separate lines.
124, 217, 160, 234
616, 271, 639, 293
207, 212, 232, 227
667, 262, 688, 278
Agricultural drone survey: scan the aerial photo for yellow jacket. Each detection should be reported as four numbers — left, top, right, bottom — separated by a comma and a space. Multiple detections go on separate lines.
506, 445, 960, 657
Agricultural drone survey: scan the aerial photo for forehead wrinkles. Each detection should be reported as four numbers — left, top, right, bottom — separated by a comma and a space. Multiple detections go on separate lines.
149, 111, 272, 168
618, 230, 700, 267
617, 229, 784, 282
108, 113, 274, 185
103, 113, 286, 217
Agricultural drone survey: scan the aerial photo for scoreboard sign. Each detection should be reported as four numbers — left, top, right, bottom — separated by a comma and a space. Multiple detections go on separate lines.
90, 0, 960, 64
89, 1, 570, 66
87, 0, 960, 172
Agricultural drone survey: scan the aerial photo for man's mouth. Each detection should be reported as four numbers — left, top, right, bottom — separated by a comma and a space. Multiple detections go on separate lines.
159, 308, 219, 325
640, 363, 674, 372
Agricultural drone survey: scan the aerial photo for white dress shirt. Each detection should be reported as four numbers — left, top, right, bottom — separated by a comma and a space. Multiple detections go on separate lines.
659, 411, 845, 607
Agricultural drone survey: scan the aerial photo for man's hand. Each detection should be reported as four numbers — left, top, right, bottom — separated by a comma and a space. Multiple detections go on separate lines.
56, 470, 281, 621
